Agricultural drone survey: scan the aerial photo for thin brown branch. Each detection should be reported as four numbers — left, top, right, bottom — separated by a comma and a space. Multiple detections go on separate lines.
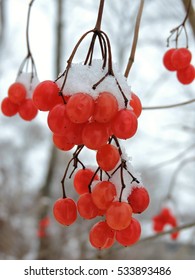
148, 144, 195, 170
124, 0, 144, 78
142, 98, 195, 110
139, 221, 195, 244
182, 0, 195, 37
167, 156, 195, 199
95, 0, 105, 30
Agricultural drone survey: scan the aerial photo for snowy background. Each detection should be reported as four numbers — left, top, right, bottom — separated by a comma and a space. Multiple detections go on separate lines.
0, 0, 195, 259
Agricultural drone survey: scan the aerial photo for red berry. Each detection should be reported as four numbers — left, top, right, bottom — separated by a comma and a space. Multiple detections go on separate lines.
1, 97, 19, 117
96, 144, 120, 171
64, 121, 86, 145
77, 193, 99, 219
152, 207, 179, 240
106, 201, 132, 231
8, 82, 27, 105
19, 99, 38, 121
163, 48, 177, 71
111, 109, 138, 140
129, 92, 142, 118
176, 64, 195, 85
171, 48, 192, 70
53, 197, 77, 226
47, 104, 72, 135
82, 121, 109, 150
52, 134, 75, 151
89, 221, 115, 249
93, 91, 118, 123
116, 218, 141, 246
73, 169, 99, 195
127, 187, 150, 214
66, 93, 95, 123
33, 80, 61, 111
91, 181, 116, 210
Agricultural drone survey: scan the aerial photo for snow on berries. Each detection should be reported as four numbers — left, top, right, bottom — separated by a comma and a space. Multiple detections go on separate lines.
1, 0, 151, 250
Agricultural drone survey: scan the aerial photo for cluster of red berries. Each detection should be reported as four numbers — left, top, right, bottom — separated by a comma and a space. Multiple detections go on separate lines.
32, 80, 141, 153
163, 47, 195, 85
53, 167, 149, 249
1, 80, 38, 121
153, 207, 179, 240
30, 63, 150, 249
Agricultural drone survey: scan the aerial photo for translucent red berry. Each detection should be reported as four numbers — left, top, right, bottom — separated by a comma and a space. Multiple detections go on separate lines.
1, 97, 19, 117
66, 92, 95, 123
53, 197, 77, 226
77, 193, 99, 219
96, 144, 120, 171
106, 201, 132, 231
73, 168, 99, 195
129, 92, 142, 118
52, 134, 75, 151
111, 109, 138, 139
93, 91, 118, 123
127, 187, 150, 214
116, 217, 141, 246
33, 80, 61, 111
91, 181, 116, 210
171, 48, 192, 70
176, 64, 195, 85
82, 121, 109, 150
19, 99, 38, 121
8, 82, 27, 105
47, 104, 72, 135
163, 48, 177, 71
89, 221, 115, 249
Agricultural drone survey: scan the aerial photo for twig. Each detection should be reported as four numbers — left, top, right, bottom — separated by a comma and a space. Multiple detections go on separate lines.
139, 221, 195, 244
166, 156, 195, 199
124, 0, 144, 78
142, 98, 195, 110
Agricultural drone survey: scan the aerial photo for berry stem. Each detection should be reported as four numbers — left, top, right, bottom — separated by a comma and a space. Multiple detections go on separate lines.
167, 0, 191, 48
88, 167, 100, 193
119, 160, 126, 202
17, 0, 37, 79
61, 145, 85, 198
94, 0, 105, 31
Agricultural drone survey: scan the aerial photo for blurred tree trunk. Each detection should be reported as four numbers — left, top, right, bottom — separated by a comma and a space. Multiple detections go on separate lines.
0, 0, 5, 44
182, 0, 195, 37
37, 0, 65, 260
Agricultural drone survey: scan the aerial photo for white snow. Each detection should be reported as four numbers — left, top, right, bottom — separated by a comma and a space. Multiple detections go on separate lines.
16, 72, 39, 98
56, 59, 132, 109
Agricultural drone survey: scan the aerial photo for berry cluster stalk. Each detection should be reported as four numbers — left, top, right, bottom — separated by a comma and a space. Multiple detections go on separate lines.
17, 0, 37, 79
167, 0, 192, 48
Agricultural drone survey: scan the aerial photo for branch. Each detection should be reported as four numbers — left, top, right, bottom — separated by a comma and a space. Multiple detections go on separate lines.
95, 0, 105, 30
182, 0, 195, 37
124, 0, 144, 78
148, 144, 195, 170
26, 0, 36, 55
142, 98, 195, 110
139, 221, 195, 244
166, 156, 195, 199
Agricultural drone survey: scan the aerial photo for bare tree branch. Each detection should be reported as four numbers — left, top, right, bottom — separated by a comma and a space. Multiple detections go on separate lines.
143, 98, 195, 110
124, 0, 144, 78
182, 0, 195, 37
